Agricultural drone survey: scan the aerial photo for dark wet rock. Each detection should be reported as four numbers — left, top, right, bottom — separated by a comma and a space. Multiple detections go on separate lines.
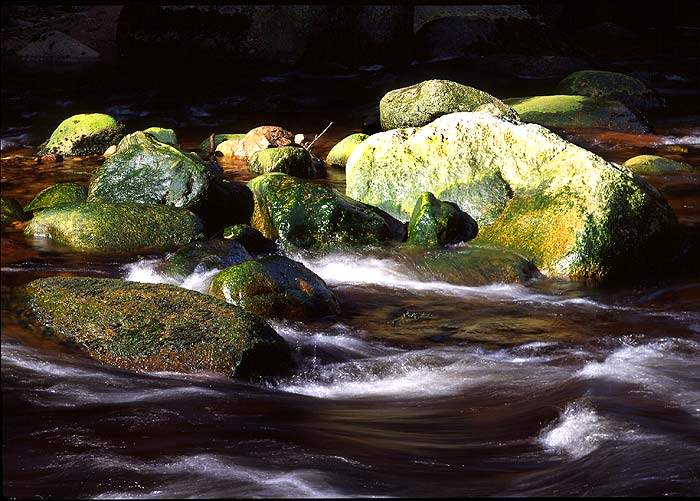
24, 202, 203, 254
26, 276, 290, 379
24, 183, 87, 214
380, 79, 517, 130
1, 197, 29, 228
556, 70, 665, 111
223, 224, 277, 254
407, 192, 478, 247
88, 131, 216, 210
504, 95, 650, 133
17, 31, 100, 62
210, 255, 339, 320
248, 172, 405, 250
156, 239, 252, 281
248, 146, 318, 177
194, 177, 255, 236
38, 113, 125, 157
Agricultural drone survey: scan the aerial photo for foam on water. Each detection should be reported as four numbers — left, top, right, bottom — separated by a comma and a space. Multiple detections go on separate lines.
123, 259, 220, 294
539, 401, 610, 459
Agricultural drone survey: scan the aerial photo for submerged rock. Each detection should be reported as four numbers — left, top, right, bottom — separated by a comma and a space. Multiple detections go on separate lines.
248, 172, 405, 250
380, 79, 516, 130
39, 113, 125, 156
623, 155, 694, 175
24, 183, 87, 214
88, 131, 215, 210
504, 95, 650, 133
210, 255, 339, 320
26, 276, 290, 379
24, 202, 203, 254
407, 192, 478, 247
248, 146, 317, 177
143, 127, 178, 146
346, 112, 677, 280
326, 133, 368, 168
556, 70, 664, 111
1, 197, 29, 228
156, 239, 252, 281
223, 224, 277, 254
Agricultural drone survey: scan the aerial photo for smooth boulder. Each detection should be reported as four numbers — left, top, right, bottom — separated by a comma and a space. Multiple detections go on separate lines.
248, 146, 317, 177
248, 172, 405, 250
143, 127, 178, 146
504, 95, 650, 133
199, 133, 245, 157
623, 155, 694, 175
407, 192, 478, 247
556, 70, 664, 111
39, 113, 125, 156
326, 133, 368, 168
24, 202, 203, 254
210, 255, 339, 320
26, 276, 290, 379
346, 112, 677, 280
24, 183, 87, 214
380, 79, 517, 130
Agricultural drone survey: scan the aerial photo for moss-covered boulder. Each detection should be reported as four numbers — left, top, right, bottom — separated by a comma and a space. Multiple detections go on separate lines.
407, 192, 478, 247
39, 113, 125, 156
1, 197, 29, 228
24, 183, 87, 214
623, 155, 694, 175
556, 70, 664, 111
88, 131, 215, 210
210, 255, 339, 320
156, 239, 252, 281
26, 276, 290, 379
248, 172, 405, 250
248, 146, 317, 177
504, 95, 649, 133
223, 224, 277, 254
24, 202, 203, 254
346, 112, 677, 280
199, 133, 246, 157
143, 127, 178, 146
326, 133, 368, 168
380, 79, 517, 130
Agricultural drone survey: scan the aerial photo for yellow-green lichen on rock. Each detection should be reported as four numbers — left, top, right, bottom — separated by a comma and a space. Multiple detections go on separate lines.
504, 95, 650, 133
248, 146, 316, 177
39, 113, 125, 156
623, 155, 694, 175
24, 183, 87, 214
326, 133, 369, 168
556, 70, 663, 111
346, 112, 677, 280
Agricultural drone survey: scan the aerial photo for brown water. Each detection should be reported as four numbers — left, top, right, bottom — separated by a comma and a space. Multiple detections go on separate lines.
2, 59, 700, 497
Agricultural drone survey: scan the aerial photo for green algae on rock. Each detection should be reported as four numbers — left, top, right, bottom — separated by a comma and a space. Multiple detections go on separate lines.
198, 133, 246, 157
26, 276, 290, 379
407, 192, 478, 247
623, 155, 694, 175
248, 146, 317, 177
346, 112, 677, 280
156, 239, 252, 281
24, 183, 87, 214
326, 133, 368, 168
556, 70, 664, 111
143, 127, 178, 146
248, 172, 405, 250
504, 94, 650, 133
88, 131, 215, 210
210, 255, 339, 320
1, 197, 29, 228
39, 113, 125, 156
25, 202, 203, 254
380, 79, 517, 130
223, 224, 277, 254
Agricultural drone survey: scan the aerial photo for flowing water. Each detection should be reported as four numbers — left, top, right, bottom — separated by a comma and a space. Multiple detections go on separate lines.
2, 58, 700, 497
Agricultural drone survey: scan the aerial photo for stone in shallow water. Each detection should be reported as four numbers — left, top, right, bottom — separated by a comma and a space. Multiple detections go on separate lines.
326, 133, 368, 168
248, 146, 317, 177
39, 113, 125, 157
623, 155, 694, 175
407, 192, 478, 247
223, 224, 277, 254
1, 197, 29, 228
24, 183, 87, 214
156, 239, 252, 281
556, 70, 664, 111
26, 276, 290, 379
143, 127, 178, 146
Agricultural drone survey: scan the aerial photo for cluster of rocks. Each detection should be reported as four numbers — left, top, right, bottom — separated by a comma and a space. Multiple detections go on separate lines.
4, 71, 692, 381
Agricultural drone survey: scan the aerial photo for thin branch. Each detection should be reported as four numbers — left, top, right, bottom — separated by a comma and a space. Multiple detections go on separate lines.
305, 121, 333, 152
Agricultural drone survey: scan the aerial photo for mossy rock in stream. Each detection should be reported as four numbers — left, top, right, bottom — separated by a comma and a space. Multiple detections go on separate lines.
380, 79, 518, 130
1, 197, 29, 228
24, 202, 203, 254
88, 131, 216, 210
504, 95, 650, 133
407, 192, 478, 247
198, 133, 246, 157
623, 155, 694, 175
248, 146, 318, 177
24, 183, 87, 214
248, 172, 405, 250
143, 127, 178, 146
346, 112, 677, 281
556, 70, 664, 111
326, 133, 368, 168
156, 239, 253, 281
38, 113, 125, 156
223, 224, 277, 254
25, 276, 290, 379
210, 255, 339, 320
